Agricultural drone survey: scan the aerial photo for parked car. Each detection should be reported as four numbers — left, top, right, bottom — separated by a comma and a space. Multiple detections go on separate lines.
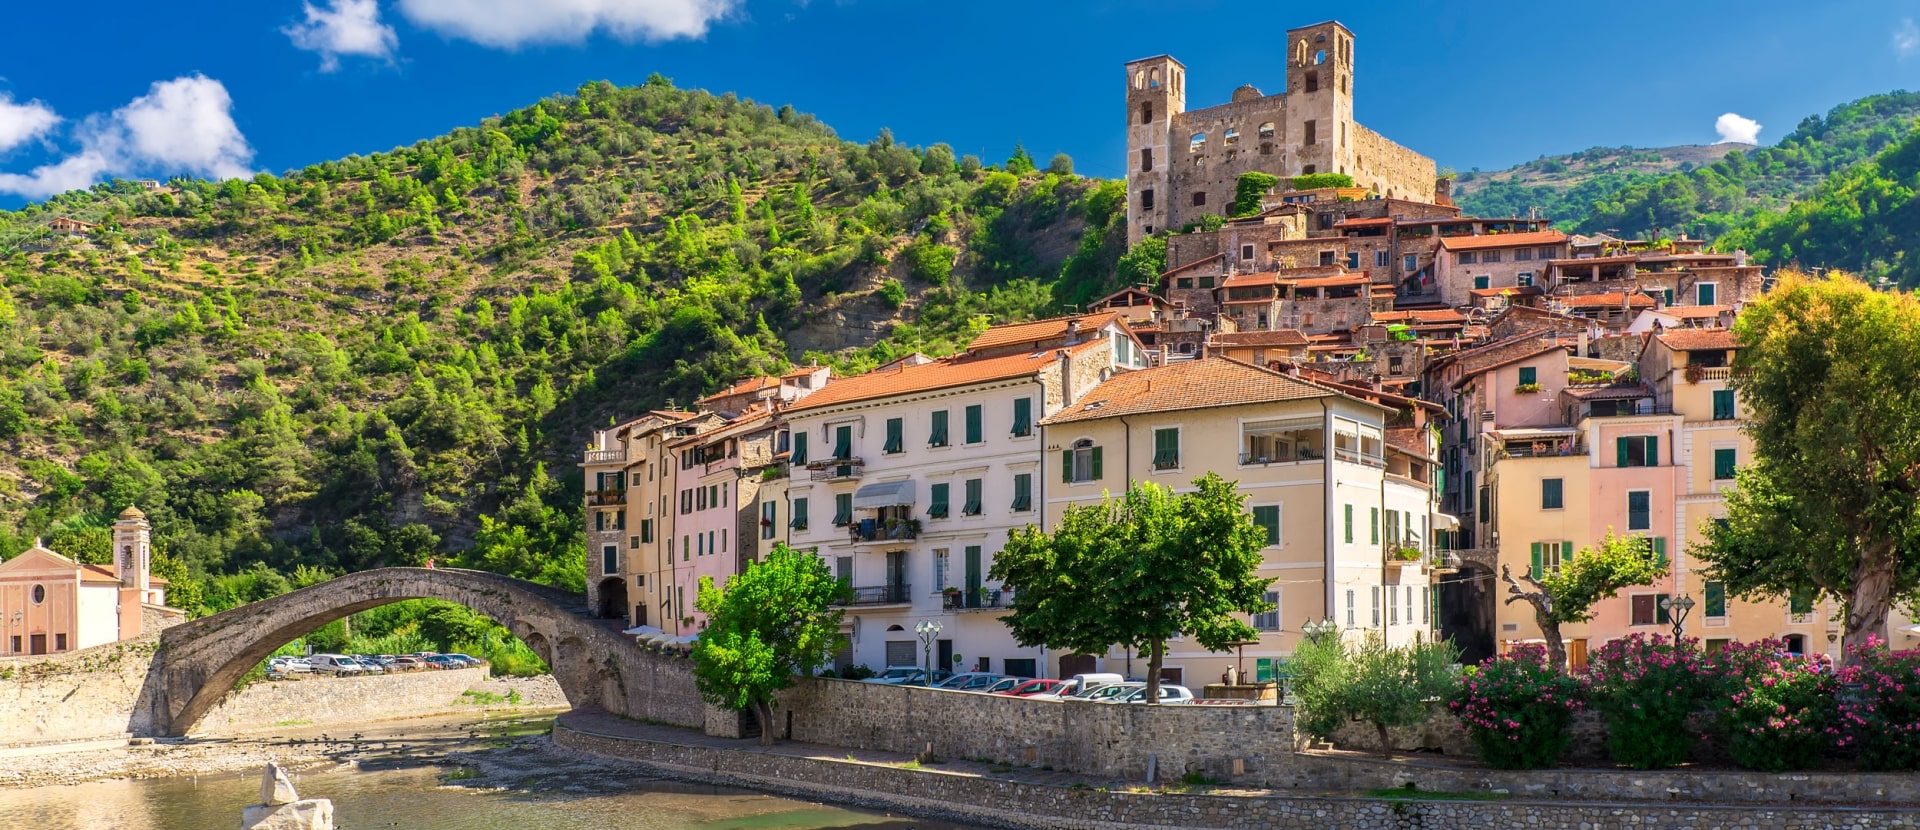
995, 678, 1064, 697
934, 672, 1005, 691
979, 677, 1025, 694
388, 656, 428, 672
1074, 681, 1144, 702
862, 666, 952, 686
423, 654, 466, 670
1108, 684, 1194, 704
266, 656, 312, 677
346, 656, 385, 675
306, 654, 365, 676
444, 653, 485, 668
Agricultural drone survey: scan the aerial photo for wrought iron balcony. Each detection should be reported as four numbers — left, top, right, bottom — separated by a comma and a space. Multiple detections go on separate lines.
848, 520, 919, 544
809, 461, 864, 482
839, 584, 912, 606
585, 489, 627, 506
583, 448, 627, 464
943, 588, 1008, 612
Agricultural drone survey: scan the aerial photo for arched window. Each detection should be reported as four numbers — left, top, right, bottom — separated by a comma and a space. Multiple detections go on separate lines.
1179, 342, 1195, 354
1258, 122, 1276, 139
1223, 128, 1240, 147
30, 584, 45, 604
1134, 70, 1145, 89
1315, 49, 1327, 66
1295, 39, 1308, 66
1150, 68, 1160, 88
1189, 132, 1207, 152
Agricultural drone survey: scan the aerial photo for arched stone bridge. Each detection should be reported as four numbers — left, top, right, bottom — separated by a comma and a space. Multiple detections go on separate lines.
145, 567, 704, 737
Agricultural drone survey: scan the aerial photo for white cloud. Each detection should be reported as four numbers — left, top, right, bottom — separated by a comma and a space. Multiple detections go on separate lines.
1714, 112, 1762, 145
397, 0, 739, 48
285, 0, 400, 71
1896, 18, 1920, 59
0, 75, 256, 199
0, 93, 60, 154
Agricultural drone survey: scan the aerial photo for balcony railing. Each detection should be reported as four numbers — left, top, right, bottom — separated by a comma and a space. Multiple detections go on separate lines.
1695, 366, 1733, 382
806, 455, 862, 470
848, 520, 919, 544
943, 589, 1008, 611
840, 584, 912, 606
809, 461, 865, 482
585, 489, 627, 506
1499, 439, 1585, 459
583, 449, 627, 464
1332, 448, 1385, 468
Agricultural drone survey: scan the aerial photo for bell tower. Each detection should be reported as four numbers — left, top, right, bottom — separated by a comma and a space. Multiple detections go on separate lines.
1124, 54, 1185, 247
113, 505, 151, 594
1285, 21, 1355, 179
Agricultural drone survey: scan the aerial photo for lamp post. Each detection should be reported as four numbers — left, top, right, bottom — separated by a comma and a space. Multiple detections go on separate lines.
1301, 618, 1339, 644
1660, 594, 1695, 643
914, 620, 942, 684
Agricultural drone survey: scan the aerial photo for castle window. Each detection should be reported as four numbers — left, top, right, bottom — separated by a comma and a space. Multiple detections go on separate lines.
1340, 74, 1348, 94
1302, 164, 1316, 174
1140, 148, 1153, 172
1315, 49, 1326, 65
1140, 101, 1153, 124
1296, 39, 1308, 66
1304, 120, 1317, 146
1140, 188, 1154, 210
1305, 71, 1319, 93
1150, 68, 1160, 88
1223, 128, 1239, 146
1258, 122, 1276, 140
1189, 132, 1207, 152
1134, 70, 1145, 89
1192, 192, 1207, 207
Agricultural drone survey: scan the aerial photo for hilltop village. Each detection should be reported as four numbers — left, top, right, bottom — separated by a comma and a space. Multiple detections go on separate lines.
580, 20, 1829, 684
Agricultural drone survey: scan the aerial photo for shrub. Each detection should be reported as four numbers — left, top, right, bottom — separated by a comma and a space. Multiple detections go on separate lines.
1585, 634, 1717, 769
877, 279, 906, 310
1292, 172, 1355, 190
1449, 644, 1584, 769
1292, 632, 1459, 755
1835, 638, 1920, 770
1718, 639, 1837, 772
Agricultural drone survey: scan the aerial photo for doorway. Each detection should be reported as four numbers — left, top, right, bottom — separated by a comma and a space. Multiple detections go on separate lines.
1059, 653, 1097, 677
937, 639, 953, 674
29, 633, 46, 655
598, 577, 628, 619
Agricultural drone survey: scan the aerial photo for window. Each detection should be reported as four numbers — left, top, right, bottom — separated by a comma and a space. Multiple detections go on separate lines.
640, 518, 653, 544
1005, 658, 1037, 679
1011, 398, 1033, 437
1662, 288, 1675, 307
1198, 276, 1216, 288
1343, 504, 1354, 544
696, 533, 704, 557
1192, 192, 1207, 207
1697, 282, 1718, 306
1404, 254, 1418, 273
1457, 252, 1477, 265
790, 430, 808, 465
1789, 590, 1813, 617
1538, 247, 1558, 260
832, 493, 853, 526
1482, 250, 1502, 264
760, 502, 776, 539
1542, 478, 1564, 510
1253, 591, 1281, 631
1012, 473, 1032, 511
933, 548, 949, 590
594, 511, 607, 532
832, 425, 853, 460
1375, 250, 1389, 267
1370, 507, 1379, 545
964, 405, 983, 444
1713, 448, 1737, 480
1616, 435, 1659, 467
1140, 101, 1153, 123
790, 497, 809, 530
1518, 366, 1537, 386
962, 478, 983, 516
1530, 540, 1573, 574
1371, 586, 1380, 627
1152, 427, 1180, 469
1258, 122, 1276, 139
1712, 389, 1735, 421
602, 545, 617, 575
1304, 119, 1317, 145
1627, 490, 1652, 531
1318, 250, 1336, 267
1473, 275, 1490, 290
1516, 272, 1534, 287
1251, 505, 1280, 547
1140, 148, 1153, 172
1422, 586, 1431, 625
697, 488, 707, 511
1345, 589, 1356, 627
929, 410, 950, 447
1240, 243, 1257, 262
1304, 70, 1319, 92
1066, 439, 1102, 484
1705, 581, 1727, 619
1514, 248, 1534, 262
1631, 594, 1672, 626
1346, 252, 1360, 269
883, 418, 903, 454
928, 482, 950, 519
1140, 189, 1154, 210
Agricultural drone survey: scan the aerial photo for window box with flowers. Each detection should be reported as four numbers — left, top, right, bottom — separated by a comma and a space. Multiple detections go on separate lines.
1514, 382, 1543, 394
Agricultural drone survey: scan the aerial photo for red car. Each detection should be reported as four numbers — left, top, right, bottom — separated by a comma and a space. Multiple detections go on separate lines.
995, 678, 1065, 697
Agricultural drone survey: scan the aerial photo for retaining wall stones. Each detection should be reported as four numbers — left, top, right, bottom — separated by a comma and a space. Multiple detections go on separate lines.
553, 720, 1920, 830
191, 667, 496, 736
0, 635, 163, 746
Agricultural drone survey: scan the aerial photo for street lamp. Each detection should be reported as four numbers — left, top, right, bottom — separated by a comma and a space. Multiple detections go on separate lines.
1661, 594, 1695, 643
1301, 618, 1339, 644
914, 620, 942, 684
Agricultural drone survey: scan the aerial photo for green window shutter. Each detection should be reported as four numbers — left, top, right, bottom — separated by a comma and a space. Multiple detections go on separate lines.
1542, 477, 1563, 509
963, 478, 982, 515
833, 494, 852, 526
833, 425, 853, 459
1561, 540, 1574, 564
964, 405, 982, 444
1714, 448, 1736, 480
1090, 446, 1103, 480
1370, 507, 1379, 544
1653, 537, 1668, 568
1616, 436, 1629, 467
1012, 398, 1032, 437
1530, 543, 1543, 575
1153, 428, 1180, 468
1343, 504, 1354, 543
791, 498, 808, 529
929, 410, 949, 446
1648, 435, 1658, 466
1713, 389, 1735, 420
1062, 450, 1074, 483
1012, 474, 1031, 510
791, 431, 807, 465
1705, 581, 1727, 617
884, 418, 903, 454
1252, 506, 1280, 546
929, 483, 949, 519
1518, 366, 1536, 386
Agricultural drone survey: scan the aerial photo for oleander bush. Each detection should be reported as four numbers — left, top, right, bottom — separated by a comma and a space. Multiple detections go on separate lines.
1584, 634, 1718, 769
1717, 639, 1837, 772
1449, 644, 1584, 769
1835, 638, 1920, 770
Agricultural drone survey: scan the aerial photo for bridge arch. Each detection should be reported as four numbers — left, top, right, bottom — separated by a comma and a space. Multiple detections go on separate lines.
148, 568, 656, 737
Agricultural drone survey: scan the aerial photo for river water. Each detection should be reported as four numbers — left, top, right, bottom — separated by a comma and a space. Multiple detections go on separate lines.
0, 716, 977, 830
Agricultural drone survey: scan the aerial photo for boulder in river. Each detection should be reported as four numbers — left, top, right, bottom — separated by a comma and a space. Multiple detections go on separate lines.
240, 762, 334, 830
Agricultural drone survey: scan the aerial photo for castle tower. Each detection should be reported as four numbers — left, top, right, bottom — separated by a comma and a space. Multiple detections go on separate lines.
1284, 21, 1356, 180
1124, 54, 1185, 247
113, 505, 152, 597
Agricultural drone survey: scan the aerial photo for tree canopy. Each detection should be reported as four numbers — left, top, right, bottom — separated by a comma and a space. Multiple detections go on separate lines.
1502, 530, 1667, 671
691, 543, 847, 744
991, 474, 1273, 701
1695, 273, 1920, 656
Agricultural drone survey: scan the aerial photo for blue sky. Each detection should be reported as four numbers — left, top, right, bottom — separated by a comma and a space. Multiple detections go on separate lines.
0, 0, 1915, 206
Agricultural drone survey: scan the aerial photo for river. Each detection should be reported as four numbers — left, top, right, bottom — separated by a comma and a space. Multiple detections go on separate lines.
0, 715, 978, 830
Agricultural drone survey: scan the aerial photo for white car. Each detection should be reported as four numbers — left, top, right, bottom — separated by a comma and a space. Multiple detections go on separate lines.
306, 654, 365, 676
1075, 681, 1144, 701
1108, 684, 1194, 704
266, 657, 312, 675
862, 666, 938, 685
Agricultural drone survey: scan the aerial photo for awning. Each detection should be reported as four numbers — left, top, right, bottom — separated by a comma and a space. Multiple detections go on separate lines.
852, 480, 916, 509
1430, 512, 1461, 531
624, 625, 665, 637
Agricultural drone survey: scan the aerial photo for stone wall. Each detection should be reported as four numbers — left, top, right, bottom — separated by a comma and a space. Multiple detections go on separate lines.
776, 679, 1295, 781
0, 635, 160, 746
190, 666, 495, 736
556, 719, 1920, 830
1351, 124, 1437, 203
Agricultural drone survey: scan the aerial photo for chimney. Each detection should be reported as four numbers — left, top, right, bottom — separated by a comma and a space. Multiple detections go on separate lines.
1058, 349, 1076, 405
1064, 316, 1084, 345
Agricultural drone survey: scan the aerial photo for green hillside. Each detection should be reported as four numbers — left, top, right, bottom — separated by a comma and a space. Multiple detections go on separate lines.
1720, 123, 1920, 288
1454, 91, 1920, 239
0, 76, 1131, 614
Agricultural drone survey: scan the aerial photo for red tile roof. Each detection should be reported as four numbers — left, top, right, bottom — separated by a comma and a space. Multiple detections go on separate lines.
1285, 274, 1370, 288
1042, 357, 1337, 425
697, 375, 779, 404
1560, 291, 1656, 309
1212, 330, 1311, 348
786, 340, 1102, 413
1439, 230, 1568, 252
1160, 253, 1224, 278
1336, 217, 1394, 228
1373, 309, 1466, 324
1658, 305, 1730, 319
964, 312, 1121, 353
1221, 272, 1279, 288
1656, 328, 1738, 351
1448, 335, 1571, 381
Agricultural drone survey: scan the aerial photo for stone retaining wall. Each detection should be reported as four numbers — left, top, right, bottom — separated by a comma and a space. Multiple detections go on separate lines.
0, 636, 162, 746
190, 666, 497, 736
554, 720, 1920, 830
777, 678, 1295, 781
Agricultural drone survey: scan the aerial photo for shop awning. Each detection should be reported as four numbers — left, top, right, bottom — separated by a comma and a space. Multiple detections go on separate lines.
852, 479, 916, 509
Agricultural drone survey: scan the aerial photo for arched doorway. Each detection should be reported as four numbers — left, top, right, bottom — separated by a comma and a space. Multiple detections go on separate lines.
597, 577, 628, 620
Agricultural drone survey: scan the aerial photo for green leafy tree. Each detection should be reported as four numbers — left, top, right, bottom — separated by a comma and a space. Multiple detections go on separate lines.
1114, 236, 1167, 287
1695, 273, 1920, 657
1046, 153, 1074, 177
692, 544, 847, 745
1232, 172, 1280, 217
993, 474, 1272, 702
1501, 530, 1667, 672
1292, 632, 1459, 756
1005, 144, 1037, 176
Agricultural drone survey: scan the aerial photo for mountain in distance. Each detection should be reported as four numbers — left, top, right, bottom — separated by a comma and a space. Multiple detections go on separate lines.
0, 76, 1130, 610
1453, 91, 1920, 242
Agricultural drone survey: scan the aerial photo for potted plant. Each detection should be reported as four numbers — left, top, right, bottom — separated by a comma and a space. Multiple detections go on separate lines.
1515, 382, 1543, 394
1684, 362, 1705, 385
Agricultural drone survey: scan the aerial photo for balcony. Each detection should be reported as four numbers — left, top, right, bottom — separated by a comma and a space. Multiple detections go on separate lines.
840, 584, 912, 606
809, 460, 865, 482
848, 519, 920, 544
1332, 447, 1385, 468
1695, 366, 1733, 382
585, 489, 627, 506
583, 448, 627, 464
943, 588, 1009, 612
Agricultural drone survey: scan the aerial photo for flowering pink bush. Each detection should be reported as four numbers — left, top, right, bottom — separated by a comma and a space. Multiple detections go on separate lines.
1584, 633, 1716, 769
1717, 639, 1836, 772
1835, 637, 1920, 770
1448, 644, 1585, 769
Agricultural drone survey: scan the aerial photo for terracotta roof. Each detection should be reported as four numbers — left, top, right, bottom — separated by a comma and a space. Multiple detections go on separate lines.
781, 365, 828, 379
81, 564, 120, 584
1438, 230, 1568, 252
1658, 305, 1729, 319
1336, 217, 1394, 228
1221, 272, 1279, 288
1449, 336, 1570, 381
1041, 357, 1337, 425
1470, 285, 1545, 299
1656, 328, 1738, 351
1212, 330, 1310, 348
964, 312, 1121, 353
697, 375, 779, 404
1285, 274, 1369, 288
1373, 309, 1466, 324
1560, 292, 1656, 309
1160, 253, 1224, 278
1548, 255, 1638, 266
787, 340, 1101, 413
